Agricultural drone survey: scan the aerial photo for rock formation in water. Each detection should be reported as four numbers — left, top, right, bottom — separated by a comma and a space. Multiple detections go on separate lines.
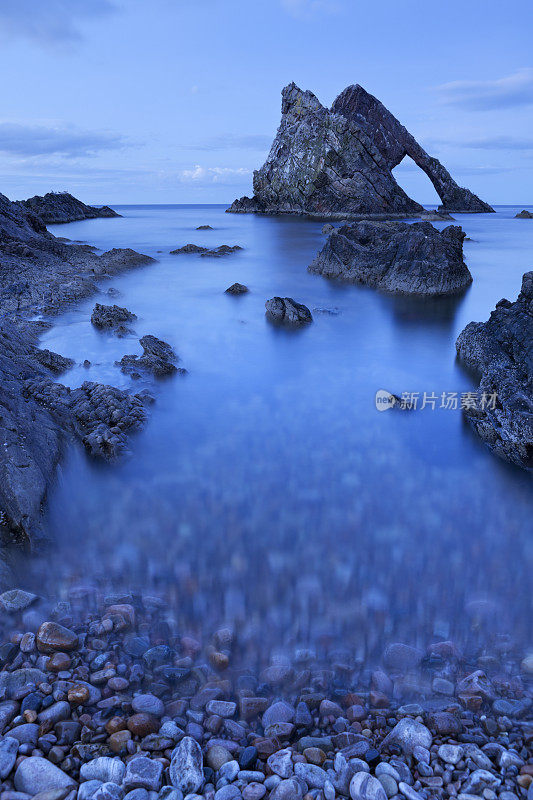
91, 303, 137, 335
228, 83, 493, 218
456, 272, 533, 469
119, 335, 183, 378
0, 191, 154, 540
309, 221, 472, 296
170, 244, 242, 257
515, 210, 533, 219
19, 192, 120, 224
225, 282, 249, 295
265, 297, 313, 326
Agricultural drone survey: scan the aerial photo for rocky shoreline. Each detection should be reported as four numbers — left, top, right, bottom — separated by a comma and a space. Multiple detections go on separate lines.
0, 192, 155, 542
0, 587, 529, 800
19, 194, 120, 226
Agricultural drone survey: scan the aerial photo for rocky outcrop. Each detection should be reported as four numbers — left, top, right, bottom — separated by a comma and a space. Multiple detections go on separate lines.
19, 192, 120, 225
456, 273, 533, 469
91, 303, 137, 335
225, 283, 249, 295
309, 221, 472, 296
331, 85, 494, 213
0, 191, 156, 541
265, 297, 313, 326
515, 210, 533, 219
119, 335, 183, 378
228, 83, 493, 218
170, 244, 242, 257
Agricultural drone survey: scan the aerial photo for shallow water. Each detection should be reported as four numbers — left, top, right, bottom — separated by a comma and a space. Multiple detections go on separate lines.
19, 205, 533, 672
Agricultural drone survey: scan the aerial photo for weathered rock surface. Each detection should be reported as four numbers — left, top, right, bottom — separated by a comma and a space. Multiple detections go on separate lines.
0, 191, 155, 540
91, 303, 137, 333
228, 83, 492, 218
118, 335, 183, 378
19, 192, 120, 224
455, 271, 533, 469
225, 282, 249, 295
515, 209, 533, 219
265, 297, 313, 327
309, 220, 472, 296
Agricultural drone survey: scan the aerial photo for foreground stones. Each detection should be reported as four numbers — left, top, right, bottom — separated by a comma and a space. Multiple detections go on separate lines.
265, 297, 313, 327
0, 590, 528, 800
228, 82, 492, 218
19, 192, 121, 225
456, 270, 533, 469
119, 335, 183, 378
309, 221, 472, 296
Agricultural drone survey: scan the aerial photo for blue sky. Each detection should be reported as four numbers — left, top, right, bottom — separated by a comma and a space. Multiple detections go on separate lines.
0, 0, 532, 204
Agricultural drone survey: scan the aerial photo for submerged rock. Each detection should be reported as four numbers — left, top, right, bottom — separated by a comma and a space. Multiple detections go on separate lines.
33, 348, 74, 374
265, 297, 313, 326
455, 271, 533, 469
171, 243, 242, 257
309, 220, 472, 296
228, 83, 492, 218
225, 282, 249, 295
515, 209, 533, 219
19, 192, 120, 224
196, 224, 214, 230
119, 335, 182, 378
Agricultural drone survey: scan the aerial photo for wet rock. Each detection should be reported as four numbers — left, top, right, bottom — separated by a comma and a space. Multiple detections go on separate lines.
80, 758, 125, 784
91, 304, 136, 333
265, 297, 312, 327
225, 283, 249, 295
0, 589, 38, 612
269, 779, 303, 800
350, 772, 387, 800
515, 210, 533, 219
461, 769, 501, 794
262, 701, 295, 729
171, 244, 242, 257
0, 736, 18, 778
381, 719, 432, 755
33, 349, 75, 374
131, 694, 164, 717
123, 757, 163, 792
169, 736, 204, 794
456, 272, 533, 469
14, 757, 76, 795
0, 669, 46, 699
294, 762, 327, 788
119, 335, 181, 378
309, 221, 471, 296
438, 744, 463, 764
197, 225, 213, 230
267, 749, 293, 778
36, 622, 78, 653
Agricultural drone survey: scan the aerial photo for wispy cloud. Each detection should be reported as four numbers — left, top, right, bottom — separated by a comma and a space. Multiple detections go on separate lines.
0, 122, 128, 158
436, 68, 533, 111
179, 134, 272, 152
426, 135, 533, 152
0, 0, 116, 44
179, 165, 251, 184
281, 0, 340, 18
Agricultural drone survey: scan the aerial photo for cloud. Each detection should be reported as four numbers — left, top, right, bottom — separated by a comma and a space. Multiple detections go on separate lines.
436, 68, 533, 111
437, 136, 533, 152
180, 134, 272, 152
0, 0, 116, 44
281, 0, 340, 18
0, 122, 128, 158
179, 165, 251, 184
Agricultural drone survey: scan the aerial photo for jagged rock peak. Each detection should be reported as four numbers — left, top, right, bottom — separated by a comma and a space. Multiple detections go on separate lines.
228, 82, 493, 218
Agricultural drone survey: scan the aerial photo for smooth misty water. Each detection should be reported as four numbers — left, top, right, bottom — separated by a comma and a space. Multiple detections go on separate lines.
20, 205, 533, 669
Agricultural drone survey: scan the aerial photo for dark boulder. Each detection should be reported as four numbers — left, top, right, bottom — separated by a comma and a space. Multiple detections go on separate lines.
119, 335, 183, 378
33, 348, 74, 374
309, 220, 472, 296
455, 271, 533, 469
265, 297, 313, 327
515, 210, 533, 219
225, 283, 249, 295
91, 303, 137, 332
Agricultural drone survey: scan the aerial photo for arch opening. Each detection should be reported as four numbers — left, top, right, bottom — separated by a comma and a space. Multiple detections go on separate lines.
392, 154, 441, 208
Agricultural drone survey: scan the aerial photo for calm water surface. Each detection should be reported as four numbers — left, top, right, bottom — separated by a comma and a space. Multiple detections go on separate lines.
19, 205, 533, 671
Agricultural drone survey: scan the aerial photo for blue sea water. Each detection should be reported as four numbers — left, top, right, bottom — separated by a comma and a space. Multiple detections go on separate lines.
21, 205, 532, 666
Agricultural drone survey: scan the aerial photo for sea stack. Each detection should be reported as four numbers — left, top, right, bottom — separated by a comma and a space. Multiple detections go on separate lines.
228, 83, 493, 218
